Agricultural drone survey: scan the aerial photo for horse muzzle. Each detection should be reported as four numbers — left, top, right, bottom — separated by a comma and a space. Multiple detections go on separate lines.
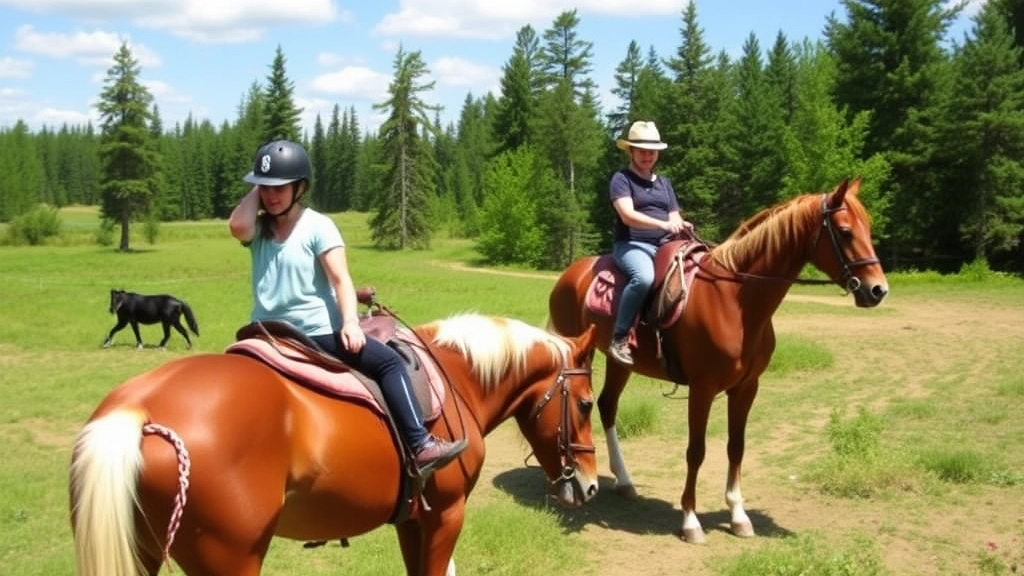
552, 470, 599, 507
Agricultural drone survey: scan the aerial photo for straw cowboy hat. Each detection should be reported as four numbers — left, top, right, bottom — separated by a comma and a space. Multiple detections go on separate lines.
616, 120, 668, 151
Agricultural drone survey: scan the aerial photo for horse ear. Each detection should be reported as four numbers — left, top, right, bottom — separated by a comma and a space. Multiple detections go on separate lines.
828, 177, 852, 209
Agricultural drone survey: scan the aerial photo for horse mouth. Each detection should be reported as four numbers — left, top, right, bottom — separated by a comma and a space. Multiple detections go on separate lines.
552, 475, 599, 507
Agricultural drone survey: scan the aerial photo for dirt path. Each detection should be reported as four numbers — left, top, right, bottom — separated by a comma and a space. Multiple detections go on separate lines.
459, 270, 1024, 575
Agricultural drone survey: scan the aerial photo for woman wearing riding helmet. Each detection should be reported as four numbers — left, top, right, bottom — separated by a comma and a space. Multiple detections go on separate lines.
229, 139, 466, 475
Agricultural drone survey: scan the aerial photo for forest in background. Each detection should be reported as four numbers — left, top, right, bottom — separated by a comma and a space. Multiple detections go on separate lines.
1, 0, 1022, 274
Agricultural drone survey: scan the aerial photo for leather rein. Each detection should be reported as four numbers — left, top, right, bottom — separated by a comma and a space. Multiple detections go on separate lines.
695, 194, 880, 293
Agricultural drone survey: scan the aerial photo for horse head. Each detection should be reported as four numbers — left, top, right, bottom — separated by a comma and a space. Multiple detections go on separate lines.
812, 177, 889, 307
518, 323, 599, 507
109, 289, 127, 314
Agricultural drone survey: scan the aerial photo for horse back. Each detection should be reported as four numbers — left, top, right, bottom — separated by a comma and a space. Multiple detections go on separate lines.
118, 293, 183, 324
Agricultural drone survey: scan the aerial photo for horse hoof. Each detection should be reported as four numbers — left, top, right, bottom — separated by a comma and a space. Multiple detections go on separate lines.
732, 521, 755, 538
615, 483, 639, 500
681, 527, 706, 544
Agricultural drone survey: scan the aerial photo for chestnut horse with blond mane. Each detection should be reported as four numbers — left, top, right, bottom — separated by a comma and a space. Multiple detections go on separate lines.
548, 178, 888, 543
70, 313, 598, 576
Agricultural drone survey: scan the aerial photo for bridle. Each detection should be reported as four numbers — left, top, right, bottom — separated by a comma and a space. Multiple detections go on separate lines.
698, 193, 880, 293
526, 363, 595, 487
811, 193, 881, 294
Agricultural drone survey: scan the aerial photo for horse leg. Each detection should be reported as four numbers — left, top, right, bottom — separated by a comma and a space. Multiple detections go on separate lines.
158, 321, 173, 349
397, 500, 465, 576
598, 359, 637, 499
170, 318, 192, 349
130, 321, 144, 349
103, 319, 129, 348
680, 388, 715, 544
724, 381, 759, 538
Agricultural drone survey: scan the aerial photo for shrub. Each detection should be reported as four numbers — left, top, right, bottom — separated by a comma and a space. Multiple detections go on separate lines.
5, 204, 62, 245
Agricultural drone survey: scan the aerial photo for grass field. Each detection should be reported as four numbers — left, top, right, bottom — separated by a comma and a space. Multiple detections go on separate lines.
1, 207, 1023, 575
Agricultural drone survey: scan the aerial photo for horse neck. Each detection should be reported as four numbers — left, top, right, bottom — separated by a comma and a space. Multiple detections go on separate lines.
710, 196, 820, 305
475, 351, 561, 437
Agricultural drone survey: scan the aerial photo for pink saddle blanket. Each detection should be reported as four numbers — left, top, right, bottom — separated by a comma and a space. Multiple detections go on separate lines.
225, 329, 443, 422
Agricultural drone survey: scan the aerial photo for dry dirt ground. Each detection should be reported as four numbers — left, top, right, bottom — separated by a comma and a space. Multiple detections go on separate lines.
468, 290, 1024, 576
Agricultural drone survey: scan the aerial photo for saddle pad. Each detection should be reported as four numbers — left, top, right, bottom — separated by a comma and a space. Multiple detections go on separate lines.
225, 330, 443, 422
584, 255, 620, 318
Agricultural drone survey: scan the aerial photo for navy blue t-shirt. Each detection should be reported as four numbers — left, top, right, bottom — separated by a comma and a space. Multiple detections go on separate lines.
609, 169, 680, 245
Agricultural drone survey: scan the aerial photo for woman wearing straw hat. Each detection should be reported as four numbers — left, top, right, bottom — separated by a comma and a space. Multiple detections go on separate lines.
607, 121, 692, 366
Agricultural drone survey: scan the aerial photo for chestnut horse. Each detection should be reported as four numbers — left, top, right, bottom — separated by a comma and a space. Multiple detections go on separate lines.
548, 178, 888, 543
70, 314, 598, 576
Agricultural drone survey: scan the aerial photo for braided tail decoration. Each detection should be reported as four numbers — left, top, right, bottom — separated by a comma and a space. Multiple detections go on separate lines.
142, 423, 191, 571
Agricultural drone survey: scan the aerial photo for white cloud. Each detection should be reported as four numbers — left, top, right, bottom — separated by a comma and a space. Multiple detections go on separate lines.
13, 25, 161, 68
310, 65, 391, 101
0, 56, 34, 79
431, 56, 498, 90
374, 0, 684, 39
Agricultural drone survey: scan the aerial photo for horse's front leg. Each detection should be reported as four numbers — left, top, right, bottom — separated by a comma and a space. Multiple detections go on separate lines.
723, 380, 759, 538
680, 388, 715, 544
599, 360, 636, 498
397, 499, 465, 576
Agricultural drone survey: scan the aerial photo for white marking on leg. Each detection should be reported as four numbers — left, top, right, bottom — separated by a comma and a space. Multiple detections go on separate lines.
605, 426, 633, 488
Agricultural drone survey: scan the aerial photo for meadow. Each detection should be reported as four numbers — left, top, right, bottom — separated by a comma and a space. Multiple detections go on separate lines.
1, 209, 1022, 575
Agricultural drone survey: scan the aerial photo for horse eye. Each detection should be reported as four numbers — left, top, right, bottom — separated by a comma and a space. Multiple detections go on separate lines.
578, 399, 593, 417
840, 227, 853, 240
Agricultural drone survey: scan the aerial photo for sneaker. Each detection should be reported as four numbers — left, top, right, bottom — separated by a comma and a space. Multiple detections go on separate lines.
608, 337, 634, 366
414, 435, 468, 474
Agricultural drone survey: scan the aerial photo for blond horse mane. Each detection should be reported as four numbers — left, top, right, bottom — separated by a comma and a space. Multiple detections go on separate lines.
429, 314, 568, 392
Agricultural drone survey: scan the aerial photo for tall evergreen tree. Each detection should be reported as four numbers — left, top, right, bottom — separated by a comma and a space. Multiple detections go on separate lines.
371, 46, 439, 249
663, 2, 723, 236
937, 3, 1024, 268
262, 45, 303, 143
826, 0, 962, 268
609, 40, 645, 136
493, 25, 543, 153
95, 42, 160, 251
0, 120, 44, 221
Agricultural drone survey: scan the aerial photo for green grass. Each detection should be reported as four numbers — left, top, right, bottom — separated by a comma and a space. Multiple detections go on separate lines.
3, 207, 1024, 576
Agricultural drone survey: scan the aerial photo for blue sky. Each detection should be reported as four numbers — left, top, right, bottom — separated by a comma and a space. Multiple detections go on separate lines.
0, 0, 983, 135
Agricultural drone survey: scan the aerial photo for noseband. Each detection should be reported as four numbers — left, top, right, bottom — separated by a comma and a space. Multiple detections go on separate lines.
814, 194, 880, 294
527, 364, 594, 486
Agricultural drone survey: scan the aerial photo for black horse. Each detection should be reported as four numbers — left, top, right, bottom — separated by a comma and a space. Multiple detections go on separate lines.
103, 289, 200, 350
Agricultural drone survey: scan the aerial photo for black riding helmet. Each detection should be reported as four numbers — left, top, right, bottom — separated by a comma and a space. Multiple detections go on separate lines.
243, 140, 312, 186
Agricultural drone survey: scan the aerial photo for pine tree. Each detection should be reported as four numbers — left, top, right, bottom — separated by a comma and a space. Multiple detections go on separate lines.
371, 46, 439, 249
95, 42, 160, 251
262, 45, 302, 143
493, 25, 542, 153
937, 3, 1024, 266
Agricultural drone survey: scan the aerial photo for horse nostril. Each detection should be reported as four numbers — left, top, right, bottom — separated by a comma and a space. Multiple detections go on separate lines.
587, 484, 599, 498
872, 285, 888, 301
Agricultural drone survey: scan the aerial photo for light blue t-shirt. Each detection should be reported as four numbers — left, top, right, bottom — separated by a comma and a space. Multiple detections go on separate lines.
247, 209, 344, 336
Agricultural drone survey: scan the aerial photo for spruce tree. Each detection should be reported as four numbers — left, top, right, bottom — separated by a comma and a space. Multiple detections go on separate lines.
95, 42, 160, 251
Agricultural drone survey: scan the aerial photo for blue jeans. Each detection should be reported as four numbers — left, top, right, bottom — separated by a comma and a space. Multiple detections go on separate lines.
311, 332, 429, 450
612, 241, 657, 340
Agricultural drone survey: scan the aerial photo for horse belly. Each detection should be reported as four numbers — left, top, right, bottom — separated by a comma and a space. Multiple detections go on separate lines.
275, 401, 404, 540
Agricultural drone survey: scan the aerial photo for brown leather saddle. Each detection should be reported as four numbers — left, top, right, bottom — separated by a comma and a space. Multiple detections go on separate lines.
584, 238, 709, 383
225, 287, 444, 524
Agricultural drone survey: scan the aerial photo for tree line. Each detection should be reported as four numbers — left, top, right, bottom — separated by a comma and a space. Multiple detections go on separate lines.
1, 0, 1022, 273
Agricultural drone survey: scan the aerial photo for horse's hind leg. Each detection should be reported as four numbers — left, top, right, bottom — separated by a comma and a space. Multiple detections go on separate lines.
158, 322, 174, 349
170, 318, 192, 349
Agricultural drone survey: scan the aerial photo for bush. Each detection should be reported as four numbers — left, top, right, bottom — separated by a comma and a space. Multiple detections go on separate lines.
4, 204, 62, 245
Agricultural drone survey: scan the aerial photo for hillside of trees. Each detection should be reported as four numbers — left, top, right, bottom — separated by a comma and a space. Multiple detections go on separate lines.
2, 0, 1022, 273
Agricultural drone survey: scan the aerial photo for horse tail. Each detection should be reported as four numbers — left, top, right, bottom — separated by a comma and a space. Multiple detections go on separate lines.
181, 302, 200, 336
70, 409, 147, 576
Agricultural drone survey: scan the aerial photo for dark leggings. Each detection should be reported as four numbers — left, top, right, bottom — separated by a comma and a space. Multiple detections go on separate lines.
310, 332, 429, 451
